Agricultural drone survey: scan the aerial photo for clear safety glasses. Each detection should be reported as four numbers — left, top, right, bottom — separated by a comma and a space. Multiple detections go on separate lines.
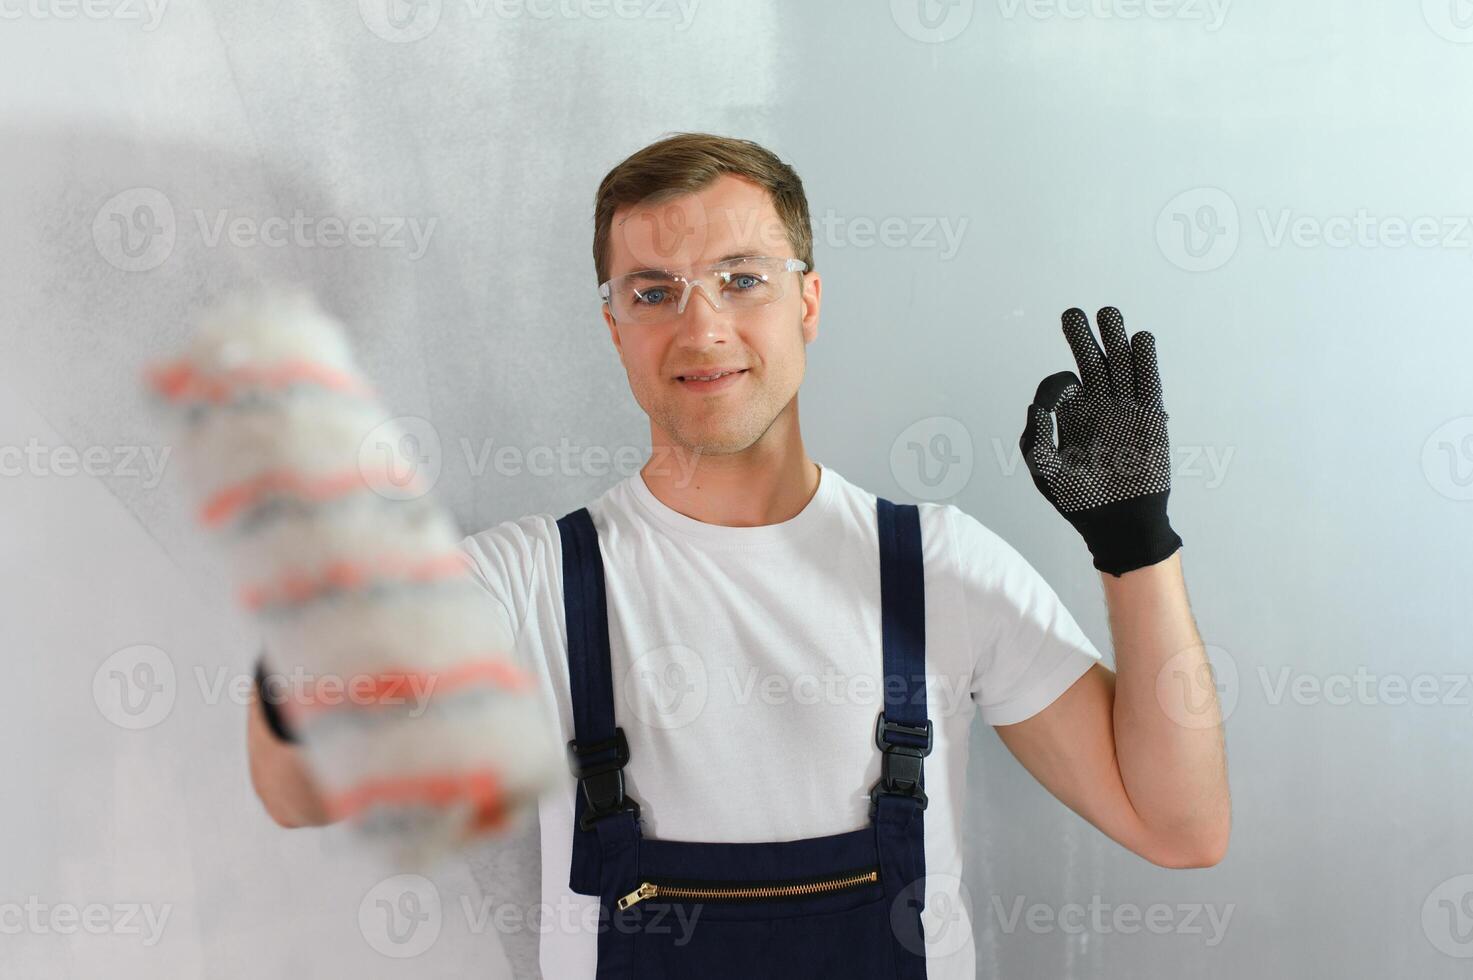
599, 256, 808, 326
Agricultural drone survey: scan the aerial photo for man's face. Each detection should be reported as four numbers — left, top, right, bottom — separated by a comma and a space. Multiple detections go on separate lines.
602, 173, 821, 457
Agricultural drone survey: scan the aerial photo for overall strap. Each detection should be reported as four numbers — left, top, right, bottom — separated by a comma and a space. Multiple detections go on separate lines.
557, 507, 640, 897
871, 497, 932, 814
872, 497, 932, 979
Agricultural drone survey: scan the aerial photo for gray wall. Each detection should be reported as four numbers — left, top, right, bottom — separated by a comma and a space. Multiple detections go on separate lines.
3, 1, 1470, 976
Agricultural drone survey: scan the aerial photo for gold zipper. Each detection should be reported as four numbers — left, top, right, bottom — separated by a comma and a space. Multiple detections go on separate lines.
618, 868, 879, 910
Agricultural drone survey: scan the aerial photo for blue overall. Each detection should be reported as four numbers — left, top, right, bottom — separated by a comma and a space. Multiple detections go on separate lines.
556, 497, 932, 978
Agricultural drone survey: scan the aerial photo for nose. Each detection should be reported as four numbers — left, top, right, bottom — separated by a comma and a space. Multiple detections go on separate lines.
675, 277, 721, 316
673, 279, 735, 346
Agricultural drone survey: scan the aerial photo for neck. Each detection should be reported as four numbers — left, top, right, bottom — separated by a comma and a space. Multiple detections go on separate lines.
640, 414, 820, 528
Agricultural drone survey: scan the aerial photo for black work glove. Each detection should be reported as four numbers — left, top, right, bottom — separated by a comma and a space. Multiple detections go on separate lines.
1019, 307, 1183, 576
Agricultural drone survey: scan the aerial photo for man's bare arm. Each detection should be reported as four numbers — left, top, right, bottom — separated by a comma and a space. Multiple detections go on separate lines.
246, 688, 330, 829
995, 552, 1230, 868
1099, 550, 1230, 861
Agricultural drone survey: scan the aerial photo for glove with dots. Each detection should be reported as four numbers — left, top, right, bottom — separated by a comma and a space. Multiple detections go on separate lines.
1019, 306, 1183, 576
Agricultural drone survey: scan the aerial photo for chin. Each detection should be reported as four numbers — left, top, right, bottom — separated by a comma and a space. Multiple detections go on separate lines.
677, 436, 744, 457
670, 424, 757, 457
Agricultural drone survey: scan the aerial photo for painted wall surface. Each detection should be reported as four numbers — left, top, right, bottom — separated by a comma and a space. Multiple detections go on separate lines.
2, 2, 1470, 976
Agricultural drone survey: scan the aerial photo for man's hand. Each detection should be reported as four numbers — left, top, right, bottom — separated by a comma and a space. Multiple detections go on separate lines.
1019, 306, 1183, 576
247, 682, 329, 829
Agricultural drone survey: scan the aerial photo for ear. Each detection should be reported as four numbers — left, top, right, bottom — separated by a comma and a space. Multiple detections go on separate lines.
603, 303, 623, 361
799, 271, 821, 344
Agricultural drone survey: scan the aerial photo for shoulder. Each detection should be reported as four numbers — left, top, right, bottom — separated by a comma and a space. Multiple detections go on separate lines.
907, 501, 1066, 614
874, 495, 1018, 581
460, 512, 561, 569
459, 479, 629, 578
936, 503, 1043, 583
822, 471, 978, 578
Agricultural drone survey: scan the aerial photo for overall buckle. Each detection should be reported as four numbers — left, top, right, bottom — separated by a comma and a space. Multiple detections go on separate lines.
567, 727, 641, 831
869, 713, 933, 816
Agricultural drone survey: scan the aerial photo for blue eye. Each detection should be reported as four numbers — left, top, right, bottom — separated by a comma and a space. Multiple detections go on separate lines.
730, 274, 762, 290
633, 287, 669, 306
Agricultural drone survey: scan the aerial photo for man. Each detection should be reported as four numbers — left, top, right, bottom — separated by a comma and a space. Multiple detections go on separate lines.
249, 132, 1229, 977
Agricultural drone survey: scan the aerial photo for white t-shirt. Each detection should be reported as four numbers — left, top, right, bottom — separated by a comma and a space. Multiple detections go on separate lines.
458, 462, 1103, 979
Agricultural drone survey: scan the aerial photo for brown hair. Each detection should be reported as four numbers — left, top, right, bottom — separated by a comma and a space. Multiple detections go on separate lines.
592, 132, 814, 286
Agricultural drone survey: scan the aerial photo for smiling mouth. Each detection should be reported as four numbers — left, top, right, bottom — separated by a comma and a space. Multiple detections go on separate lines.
676, 369, 748, 383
